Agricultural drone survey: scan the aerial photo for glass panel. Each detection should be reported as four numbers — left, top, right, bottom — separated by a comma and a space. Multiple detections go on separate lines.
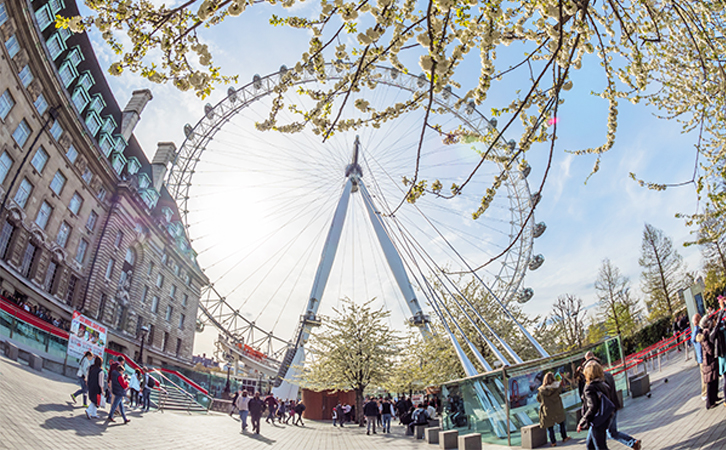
48, 333, 68, 359
5, 34, 19, 58
0, 309, 12, 338
0, 90, 14, 120
12, 319, 48, 353
34, 93, 48, 116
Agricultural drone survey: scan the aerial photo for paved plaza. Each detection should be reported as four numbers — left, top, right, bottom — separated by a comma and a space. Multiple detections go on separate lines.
1, 351, 726, 449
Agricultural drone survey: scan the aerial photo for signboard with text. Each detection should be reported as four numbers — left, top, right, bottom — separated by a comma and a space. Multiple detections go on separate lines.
67, 311, 107, 359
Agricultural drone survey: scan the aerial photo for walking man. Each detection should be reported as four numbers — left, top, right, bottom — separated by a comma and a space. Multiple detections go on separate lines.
336, 402, 345, 427
381, 397, 394, 433
264, 393, 278, 423
249, 392, 265, 434
70, 351, 93, 406
692, 313, 706, 400
364, 396, 379, 435
236, 390, 251, 431
293, 400, 306, 426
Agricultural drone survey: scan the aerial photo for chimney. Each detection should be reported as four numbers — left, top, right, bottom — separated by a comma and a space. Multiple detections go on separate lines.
121, 89, 153, 142
151, 142, 176, 191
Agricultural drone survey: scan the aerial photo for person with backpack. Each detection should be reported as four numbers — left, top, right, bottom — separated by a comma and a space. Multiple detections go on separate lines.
142, 367, 155, 412
408, 404, 429, 435
577, 361, 613, 450
537, 372, 570, 447
293, 400, 306, 426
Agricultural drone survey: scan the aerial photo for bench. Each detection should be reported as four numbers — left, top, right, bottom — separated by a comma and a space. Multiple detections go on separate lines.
630, 373, 650, 398
458, 433, 482, 450
428, 418, 440, 428
521, 424, 547, 449
426, 427, 442, 444
440, 430, 459, 449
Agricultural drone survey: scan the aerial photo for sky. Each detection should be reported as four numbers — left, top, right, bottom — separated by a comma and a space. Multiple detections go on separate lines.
81, 1, 705, 359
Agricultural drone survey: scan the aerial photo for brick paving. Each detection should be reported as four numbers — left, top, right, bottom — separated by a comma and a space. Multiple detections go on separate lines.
1, 350, 726, 449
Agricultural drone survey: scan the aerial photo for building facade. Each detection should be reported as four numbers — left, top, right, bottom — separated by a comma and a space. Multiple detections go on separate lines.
0, 0, 207, 367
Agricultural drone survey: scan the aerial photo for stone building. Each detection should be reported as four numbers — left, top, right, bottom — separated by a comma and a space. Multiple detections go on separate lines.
0, 0, 207, 367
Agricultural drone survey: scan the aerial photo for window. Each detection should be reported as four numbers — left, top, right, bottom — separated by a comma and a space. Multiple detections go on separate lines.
75, 239, 88, 264
49, 171, 66, 195
113, 231, 123, 248
161, 253, 168, 265
165, 305, 173, 322
71, 87, 89, 112
34, 93, 48, 116
77, 72, 94, 91
67, 46, 83, 66
48, 0, 64, 15
97, 294, 107, 321
12, 120, 31, 147
0, 3, 7, 26
170, 284, 176, 300
97, 187, 107, 202
58, 60, 76, 87
69, 192, 82, 214
49, 120, 63, 140
35, 201, 52, 230
88, 94, 104, 112
184, 272, 191, 286
178, 314, 185, 330
147, 262, 155, 276
124, 247, 135, 266
35, 4, 54, 30
0, 151, 12, 183
65, 145, 78, 164
176, 338, 182, 357
56, 222, 71, 247
182, 294, 188, 307
4, 34, 19, 58
162, 332, 169, 352
111, 152, 126, 174
136, 316, 145, 338
0, 221, 15, 260
66, 275, 78, 305
148, 325, 155, 348
46, 33, 66, 60
14, 178, 32, 208
105, 258, 115, 280
0, 90, 14, 120
85, 110, 102, 135
173, 263, 180, 277
86, 210, 98, 231
18, 65, 34, 88
156, 273, 164, 288
31, 147, 49, 173
140, 285, 149, 304
81, 167, 93, 184
43, 261, 57, 292
150, 296, 159, 314
19, 243, 37, 277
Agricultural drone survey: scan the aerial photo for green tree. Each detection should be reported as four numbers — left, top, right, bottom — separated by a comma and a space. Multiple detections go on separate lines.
550, 293, 586, 351
595, 258, 640, 336
300, 298, 399, 425
639, 223, 686, 318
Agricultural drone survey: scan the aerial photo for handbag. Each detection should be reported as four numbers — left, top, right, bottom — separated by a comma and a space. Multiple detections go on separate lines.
99, 395, 107, 409
591, 391, 615, 428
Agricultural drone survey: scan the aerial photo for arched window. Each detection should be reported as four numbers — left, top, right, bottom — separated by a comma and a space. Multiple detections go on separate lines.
124, 247, 136, 266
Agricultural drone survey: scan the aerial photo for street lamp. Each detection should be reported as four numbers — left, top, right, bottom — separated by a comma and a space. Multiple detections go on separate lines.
138, 325, 149, 365
224, 363, 232, 396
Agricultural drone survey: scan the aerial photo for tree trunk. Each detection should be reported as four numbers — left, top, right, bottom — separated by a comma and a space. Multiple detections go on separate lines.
355, 388, 365, 426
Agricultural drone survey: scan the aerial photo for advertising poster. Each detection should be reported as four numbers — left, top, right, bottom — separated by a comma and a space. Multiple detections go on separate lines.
508, 360, 580, 410
67, 311, 107, 359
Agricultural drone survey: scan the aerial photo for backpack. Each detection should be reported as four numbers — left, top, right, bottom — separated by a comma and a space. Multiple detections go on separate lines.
592, 391, 615, 428
147, 376, 156, 389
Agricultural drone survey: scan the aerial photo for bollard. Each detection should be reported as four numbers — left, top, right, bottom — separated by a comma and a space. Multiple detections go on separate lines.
685, 341, 689, 361
658, 351, 662, 372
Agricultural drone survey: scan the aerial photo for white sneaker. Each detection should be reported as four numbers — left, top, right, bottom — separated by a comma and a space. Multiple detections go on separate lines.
702, 395, 707, 401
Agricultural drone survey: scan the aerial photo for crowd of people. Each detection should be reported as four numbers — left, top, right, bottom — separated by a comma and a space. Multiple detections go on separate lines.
3, 291, 71, 331
692, 296, 726, 410
229, 390, 307, 434
69, 352, 159, 423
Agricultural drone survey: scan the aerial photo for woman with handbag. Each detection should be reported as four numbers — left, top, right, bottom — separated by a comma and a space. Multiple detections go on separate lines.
537, 372, 570, 447
85, 356, 105, 419
697, 314, 721, 409
577, 361, 613, 450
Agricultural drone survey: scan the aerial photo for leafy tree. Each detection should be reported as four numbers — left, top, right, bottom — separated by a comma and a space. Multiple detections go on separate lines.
300, 298, 399, 425
639, 223, 686, 318
550, 293, 586, 351
56, 0, 726, 229
594, 258, 640, 336
685, 206, 726, 277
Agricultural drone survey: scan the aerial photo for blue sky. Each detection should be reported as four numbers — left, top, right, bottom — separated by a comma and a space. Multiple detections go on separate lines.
82, 2, 704, 356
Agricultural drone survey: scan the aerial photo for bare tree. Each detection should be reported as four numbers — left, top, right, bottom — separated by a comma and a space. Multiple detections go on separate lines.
639, 223, 686, 318
595, 259, 640, 336
550, 294, 585, 351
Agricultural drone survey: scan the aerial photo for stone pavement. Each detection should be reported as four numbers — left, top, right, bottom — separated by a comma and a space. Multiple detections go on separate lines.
1, 350, 725, 450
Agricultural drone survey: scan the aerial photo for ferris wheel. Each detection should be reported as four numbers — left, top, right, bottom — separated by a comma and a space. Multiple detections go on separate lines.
164, 64, 547, 377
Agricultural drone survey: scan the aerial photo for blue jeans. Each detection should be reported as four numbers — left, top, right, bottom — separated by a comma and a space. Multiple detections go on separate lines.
72, 376, 88, 404
142, 388, 151, 411
107, 394, 128, 421
548, 422, 567, 444
607, 411, 636, 447
382, 413, 392, 432
586, 419, 611, 450
239, 410, 249, 429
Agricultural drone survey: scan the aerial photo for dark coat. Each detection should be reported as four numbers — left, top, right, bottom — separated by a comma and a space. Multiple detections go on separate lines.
537, 384, 565, 429
711, 310, 726, 358
604, 370, 622, 410
698, 330, 719, 383
579, 379, 612, 430
249, 397, 265, 416
363, 401, 379, 416
87, 366, 104, 404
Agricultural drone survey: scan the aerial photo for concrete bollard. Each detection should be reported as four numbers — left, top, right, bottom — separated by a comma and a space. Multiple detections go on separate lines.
28, 353, 43, 371
4, 341, 19, 361
458, 433, 482, 450
426, 427, 442, 444
521, 424, 547, 449
439, 430, 459, 449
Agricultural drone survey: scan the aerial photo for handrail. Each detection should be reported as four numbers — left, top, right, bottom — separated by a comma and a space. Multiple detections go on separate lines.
0, 295, 70, 339
151, 369, 212, 412
157, 367, 209, 395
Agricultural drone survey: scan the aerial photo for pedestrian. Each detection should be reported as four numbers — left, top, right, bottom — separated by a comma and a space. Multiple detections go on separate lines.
106, 360, 130, 424
230, 389, 240, 416
336, 402, 345, 427
381, 397, 394, 433
426, 400, 436, 419
264, 393, 278, 423
697, 314, 721, 409
332, 402, 338, 426
286, 400, 296, 424
577, 361, 613, 450
293, 400, 306, 426
712, 297, 726, 401
236, 389, 251, 431
343, 403, 352, 424
408, 403, 429, 435
692, 312, 706, 401
142, 367, 155, 412
85, 356, 105, 419
277, 399, 286, 423
537, 372, 570, 447
249, 392, 265, 434
128, 369, 142, 409
70, 351, 93, 406
363, 396, 378, 435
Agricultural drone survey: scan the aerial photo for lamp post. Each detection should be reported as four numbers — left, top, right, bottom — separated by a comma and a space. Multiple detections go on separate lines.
223, 363, 232, 397
138, 325, 149, 365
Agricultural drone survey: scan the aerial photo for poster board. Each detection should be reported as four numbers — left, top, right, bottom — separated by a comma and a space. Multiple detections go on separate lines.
67, 311, 107, 359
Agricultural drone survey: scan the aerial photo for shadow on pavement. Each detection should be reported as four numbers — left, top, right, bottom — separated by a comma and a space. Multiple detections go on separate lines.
40, 415, 105, 437
245, 432, 276, 445
35, 403, 74, 413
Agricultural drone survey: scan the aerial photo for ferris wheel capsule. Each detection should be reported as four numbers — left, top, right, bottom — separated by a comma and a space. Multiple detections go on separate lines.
528, 254, 544, 270
533, 222, 547, 238
517, 288, 534, 303
417, 73, 427, 88
227, 87, 238, 102
442, 85, 452, 100
253, 74, 263, 90
204, 104, 214, 119
521, 163, 531, 178
390, 67, 399, 79
488, 117, 498, 129
183, 124, 194, 139
279, 65, 288, 77
466, 101, 475, 115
